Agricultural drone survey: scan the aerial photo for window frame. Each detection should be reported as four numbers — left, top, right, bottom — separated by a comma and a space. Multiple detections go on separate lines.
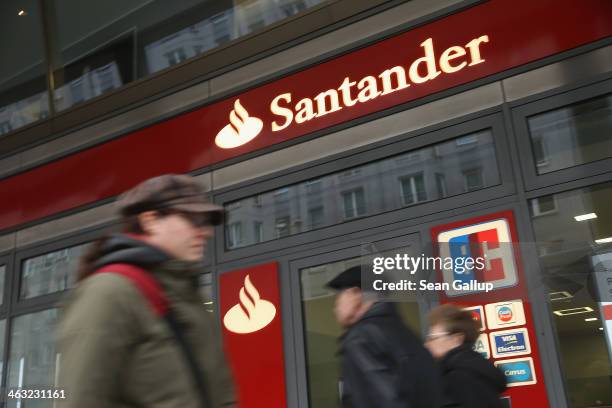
11, 224, 109, 314
399, 172, 427, 206
513, 78, 612, 191
0, 254, 11, 317
214, 112, 515, 264
288, 230, 429, 408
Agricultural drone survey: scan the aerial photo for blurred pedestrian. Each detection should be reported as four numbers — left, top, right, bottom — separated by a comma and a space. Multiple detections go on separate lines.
57, 174, 236, 408
327, 265, 441, 408
425, 304, 506, 408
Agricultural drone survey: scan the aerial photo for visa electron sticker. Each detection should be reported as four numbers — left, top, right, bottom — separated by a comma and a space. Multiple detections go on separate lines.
490, 328, 531, 358
494, 357, 537, 387
485, 300, 526, 330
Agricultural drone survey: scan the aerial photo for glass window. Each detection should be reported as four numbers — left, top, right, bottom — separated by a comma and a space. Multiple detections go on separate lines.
226, 222, 243, 249
530, 182, 612, 407
463, 167, 484, 191
435, 173, 447, 199
225, 129, 500, 249
0, 0, 49, 136
399, 173, 427, 205
50, 0, 327, 111
254, 221, 264, 243
275, 216, 291, 238
0, 265, 5, 305
342, 188, 366, 219
300, 256, 422, 407
531, 195, 557, 217
308, 206, 324, 229
20, 243, 87, 299
7, 309, 59, 408
527, 94, 612, 175
199, 273, 214, 313
0, 319, 6, 380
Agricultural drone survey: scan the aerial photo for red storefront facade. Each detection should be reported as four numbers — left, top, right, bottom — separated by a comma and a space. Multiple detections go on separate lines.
1, 1, 611, 407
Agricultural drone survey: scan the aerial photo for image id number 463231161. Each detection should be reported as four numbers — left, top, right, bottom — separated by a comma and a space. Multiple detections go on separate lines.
7, 389, 66, 399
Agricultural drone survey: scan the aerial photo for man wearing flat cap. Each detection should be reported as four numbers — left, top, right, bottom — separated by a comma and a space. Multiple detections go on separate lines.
328, 265, 441, 408
57, 174, 236, 408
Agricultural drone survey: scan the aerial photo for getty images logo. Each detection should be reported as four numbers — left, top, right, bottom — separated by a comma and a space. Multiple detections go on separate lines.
215, 99, 263, 149
223, 275, 276, 334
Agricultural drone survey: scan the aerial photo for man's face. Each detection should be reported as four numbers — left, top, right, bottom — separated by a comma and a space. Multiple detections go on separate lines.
333, 287, 363, 328
425, 323, 463, 359
142, 211, 214, 261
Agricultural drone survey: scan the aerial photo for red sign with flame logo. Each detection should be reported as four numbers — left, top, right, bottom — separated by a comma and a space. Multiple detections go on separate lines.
1, 0, 611, 230
219, 262, 287, 408
431, 211, 549, 407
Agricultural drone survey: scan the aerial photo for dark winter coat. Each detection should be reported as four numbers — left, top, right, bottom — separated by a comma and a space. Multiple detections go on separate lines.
439, 344, 507, 408
339, 302, 442, 408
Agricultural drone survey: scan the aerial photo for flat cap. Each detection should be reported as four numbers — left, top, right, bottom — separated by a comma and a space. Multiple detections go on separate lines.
326, 265, 363, 290
116, 174, 223, 225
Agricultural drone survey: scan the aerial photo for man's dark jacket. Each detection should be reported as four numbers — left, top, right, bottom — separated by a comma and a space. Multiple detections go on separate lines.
438, 344, 507, 408
339, 302, 441, 408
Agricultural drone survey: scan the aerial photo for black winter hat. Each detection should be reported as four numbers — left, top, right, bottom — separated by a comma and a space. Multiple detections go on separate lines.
326, 265, 363, 290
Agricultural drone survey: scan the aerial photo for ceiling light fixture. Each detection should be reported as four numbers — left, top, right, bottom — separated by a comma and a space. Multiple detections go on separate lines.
18, 10, 27, 16
574, 213, 597, 222
595, 237, 612, 244
585, 317, 598, 322
553, 306, 594, 316
549, 291, 573, 301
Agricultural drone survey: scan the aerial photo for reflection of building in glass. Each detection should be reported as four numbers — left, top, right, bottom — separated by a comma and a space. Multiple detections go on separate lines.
225, 130, 499, 249
0, 91, 49, 136
7, 310, 59, 408
21, 245, 85, 299
144, 0, 323, 74
145, 10, 236, 74
528, 95, 612, 175
53, 63, 123, 111
530, 183, 612, 406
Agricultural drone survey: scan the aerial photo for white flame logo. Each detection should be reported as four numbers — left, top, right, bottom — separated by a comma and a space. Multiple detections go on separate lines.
215, 99, 263, 149
223, 275, 276, 334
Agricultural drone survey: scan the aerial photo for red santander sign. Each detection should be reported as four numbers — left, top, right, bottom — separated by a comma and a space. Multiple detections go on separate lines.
219, 262, 287, 408
1, 0, 611, 230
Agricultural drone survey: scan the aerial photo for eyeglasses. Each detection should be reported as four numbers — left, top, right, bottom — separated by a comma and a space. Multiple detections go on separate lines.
179, 211, 214, 228
425, 331, 450, 342
158, 210, 213, 228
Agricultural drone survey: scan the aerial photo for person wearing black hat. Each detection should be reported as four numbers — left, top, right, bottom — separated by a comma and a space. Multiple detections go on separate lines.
327, 265, 441, 408
57, 174, 236, 408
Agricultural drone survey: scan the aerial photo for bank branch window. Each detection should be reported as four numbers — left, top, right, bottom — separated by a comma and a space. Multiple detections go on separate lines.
6, 309, 59, 408
224, 129, 500, 249
530, 182, 612, 407
300, 257, 422, 408
20, 244, 87, 299
527, 94, 612, 175
0, 265, 5, 305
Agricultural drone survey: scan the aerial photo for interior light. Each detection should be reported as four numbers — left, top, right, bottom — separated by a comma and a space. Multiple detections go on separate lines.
549, 291, 573, 301
553, 307, 594, 316
18, 10, 26, 16
203, 301, 213, 305
599, 327, 604, 331
595, 237, 612, 244
584, 317, 598, 322
574, 213, 597, 221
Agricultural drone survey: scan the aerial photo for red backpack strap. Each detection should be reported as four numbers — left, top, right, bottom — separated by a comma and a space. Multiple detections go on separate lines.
95, 263, 168, 316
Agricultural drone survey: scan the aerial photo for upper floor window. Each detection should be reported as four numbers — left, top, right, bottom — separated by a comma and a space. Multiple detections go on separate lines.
20, 243, 87, 299
527, 94, 612, 174
224, 129, 500, 250
342, 188, 366, 219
